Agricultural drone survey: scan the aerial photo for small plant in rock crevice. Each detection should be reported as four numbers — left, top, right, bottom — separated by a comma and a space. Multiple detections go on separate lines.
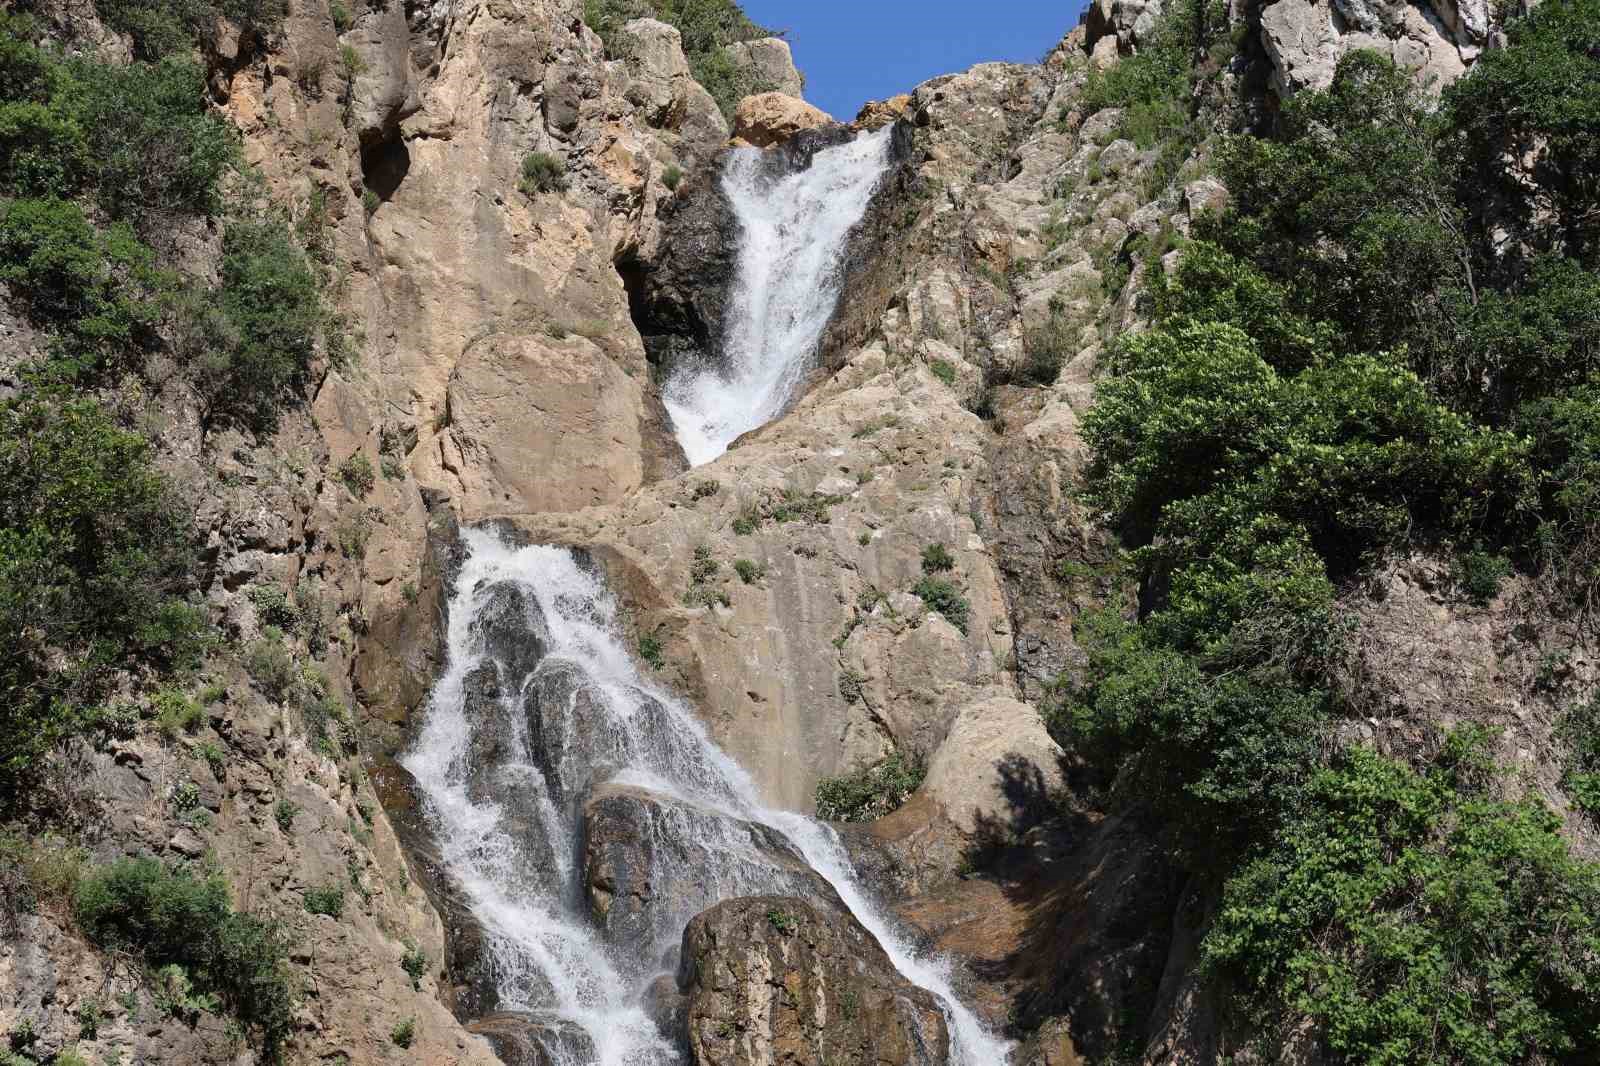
913, 576, 970, 634
520, 151, 568, 195
638, 633, 665, 670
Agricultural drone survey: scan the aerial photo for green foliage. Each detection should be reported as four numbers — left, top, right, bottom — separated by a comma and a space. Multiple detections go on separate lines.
637, 633, 664, 670
94, 0, 288, 60
243, 629, 295, 702
390, 1016, 416, 1048
814, 752, 925, 822
519, 151, 568, 196
1443, 0, 1600, 264
400, 942, 428, 990
683, 545, 730, 608
273, 798, 297, 833
1202, 744, 1600, 1064
913, 577, 969, 634
733, 558, 764, 584
329, 1, 352, 32
1059, 611, 1330, 855
920, 543, 954, 574
0, 197, 163, 364
1558, 694, 1600, 817
184, 218, 321, 432
765, 906, 796, 933
302, 883, 344, 918
73, 857, 293, 1053
154, 687, 205, 739
1452, 550, 1511, 605
248, 584, 301, 633
0, 394, 204, 781
929, 358, 956, 386
662, 162, 683, 190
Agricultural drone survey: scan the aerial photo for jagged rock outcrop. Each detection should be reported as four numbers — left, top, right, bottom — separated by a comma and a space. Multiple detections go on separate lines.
725, 36, 806, 98
731, 91, 835, 147
677, 896, 951, 1066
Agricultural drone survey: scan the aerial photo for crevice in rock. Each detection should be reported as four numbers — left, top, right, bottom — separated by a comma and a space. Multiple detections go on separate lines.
361, 130, 412, 203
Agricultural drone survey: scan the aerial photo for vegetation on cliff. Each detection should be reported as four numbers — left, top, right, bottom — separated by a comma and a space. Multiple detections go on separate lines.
1065, 0, 1600, 1059
582, 0, 783, 117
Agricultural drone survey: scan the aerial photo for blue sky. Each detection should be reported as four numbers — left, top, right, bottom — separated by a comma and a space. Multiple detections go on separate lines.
737, 1, 1089, 121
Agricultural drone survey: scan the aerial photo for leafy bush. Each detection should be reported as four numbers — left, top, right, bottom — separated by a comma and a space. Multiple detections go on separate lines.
400, 942, 428, 990
185, 218, 321, 433
1202, 744, 1600, 1064
912, 577, 969, 634
637, 633, 664, 669
243, 629, 295, 702
733, 558, 764, 584
519, 151, 567, 195
1559, 694, 1600, 817
1443, 0, 1600, 265
94, 0, 289, 60
154, 687, 205, 739
1452, 550, 1512, 605
815, 752, 925, 822
0, 197, 163, 364
0, 394, 203, 781
303, 883, 344, 918
920, 543, 954, 574
390, 1016, 416, 1048
73, 857, 293, 1053
273, 798, 298, 832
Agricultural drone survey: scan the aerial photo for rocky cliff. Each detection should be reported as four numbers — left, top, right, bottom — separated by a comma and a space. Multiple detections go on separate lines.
3, 0, 1594, 1065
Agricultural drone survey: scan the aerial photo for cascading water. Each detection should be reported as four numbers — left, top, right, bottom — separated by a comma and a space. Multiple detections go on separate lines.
664, 125, 895, 466
403, 528, 1013, 1066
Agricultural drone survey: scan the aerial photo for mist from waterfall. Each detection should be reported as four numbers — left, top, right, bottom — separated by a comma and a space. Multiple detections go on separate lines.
664, 125, 894, 466
402, 529, 1013, 1066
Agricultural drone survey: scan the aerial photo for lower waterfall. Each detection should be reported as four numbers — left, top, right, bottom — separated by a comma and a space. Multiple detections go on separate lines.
403, 528, 1013, 1066
664, 125, 894, 467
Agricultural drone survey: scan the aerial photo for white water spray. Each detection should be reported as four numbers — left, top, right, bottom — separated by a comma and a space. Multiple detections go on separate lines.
403, 529, 1013, 1066
665, 125, 894, 466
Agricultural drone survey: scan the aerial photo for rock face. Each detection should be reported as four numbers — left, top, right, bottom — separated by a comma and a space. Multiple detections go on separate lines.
725, 37, 806, 98
732, 91, 836, 148
444, 332, 653, 522
1258, 0, 1468, 95
678, 897, 951, 1066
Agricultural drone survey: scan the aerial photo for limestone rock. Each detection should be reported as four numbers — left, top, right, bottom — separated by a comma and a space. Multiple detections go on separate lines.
724, 37, 805, 98
678, 896, 951, 1066
443, 333, 648, 523
611, 18, 693, 128
731, 92, 835, 148
854, 93, 913, 130
1259, 0, 1469, 95
921, 697, 1067, 838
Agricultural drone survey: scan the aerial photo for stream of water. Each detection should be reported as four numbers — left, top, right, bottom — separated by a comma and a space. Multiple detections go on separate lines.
664, 125, 894, 466
403, 531, 1013, 1065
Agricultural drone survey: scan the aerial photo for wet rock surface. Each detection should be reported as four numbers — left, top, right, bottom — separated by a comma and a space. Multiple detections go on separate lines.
581, 783, 843, 967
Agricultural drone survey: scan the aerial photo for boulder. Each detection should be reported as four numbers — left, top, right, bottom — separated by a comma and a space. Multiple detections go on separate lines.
466, 1012, 597, 1066
724, 37, 805, 98
854, 93, 913, 130
1259, 0, 1469, 96
921, 697, 1066, 838
678, 896, 951, 1066
582, 785, 841, 969
731, 92, 834, 148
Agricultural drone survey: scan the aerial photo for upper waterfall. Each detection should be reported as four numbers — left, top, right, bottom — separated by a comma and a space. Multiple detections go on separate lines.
664, 125, 895, 466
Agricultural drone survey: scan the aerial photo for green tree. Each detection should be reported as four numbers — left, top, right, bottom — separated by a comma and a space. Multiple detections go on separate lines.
0, 394, 203, 779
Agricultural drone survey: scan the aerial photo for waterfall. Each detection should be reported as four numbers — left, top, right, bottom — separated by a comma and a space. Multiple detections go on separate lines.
403, 529, 1014, 1066
664, 125, 895, 466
